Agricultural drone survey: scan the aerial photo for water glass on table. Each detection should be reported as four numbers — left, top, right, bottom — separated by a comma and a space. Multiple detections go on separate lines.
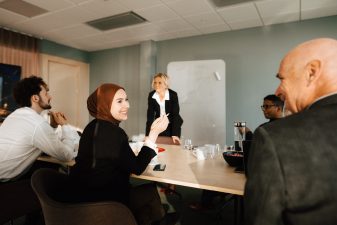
184, 139, 193, 150
205, 144, 216, 159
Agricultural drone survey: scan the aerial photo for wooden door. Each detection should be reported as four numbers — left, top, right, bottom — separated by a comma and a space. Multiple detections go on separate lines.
40, 54, 89, 130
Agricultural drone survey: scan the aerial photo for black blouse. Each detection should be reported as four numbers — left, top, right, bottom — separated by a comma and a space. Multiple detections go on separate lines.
70, 119, 156, 205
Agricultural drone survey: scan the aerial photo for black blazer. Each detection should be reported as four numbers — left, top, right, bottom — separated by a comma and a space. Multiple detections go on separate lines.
145, 89, 183, 137
244, 94, 337, 225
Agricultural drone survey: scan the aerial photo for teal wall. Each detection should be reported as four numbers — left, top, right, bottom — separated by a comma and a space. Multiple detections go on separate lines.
89, 15, 337, 143
44, 15, 337, 144
39, 40, 90, 63
89, 45, 141, 135
155, 16, 337, 143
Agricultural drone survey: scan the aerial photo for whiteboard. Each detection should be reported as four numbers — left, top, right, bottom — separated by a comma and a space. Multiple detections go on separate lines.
168, 60, 226, 146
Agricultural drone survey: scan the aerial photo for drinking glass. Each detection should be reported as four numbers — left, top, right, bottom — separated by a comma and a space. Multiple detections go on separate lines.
184, 139, 192, 150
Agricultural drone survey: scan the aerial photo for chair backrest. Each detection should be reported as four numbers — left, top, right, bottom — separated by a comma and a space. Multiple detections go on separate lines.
156, 136, 180, 145
0, 178, 41, 224
31, 168, 138, 225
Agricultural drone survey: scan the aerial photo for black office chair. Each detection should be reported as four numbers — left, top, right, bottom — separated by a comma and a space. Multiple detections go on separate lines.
31, 168, 138, 225
0, 178, 41, 224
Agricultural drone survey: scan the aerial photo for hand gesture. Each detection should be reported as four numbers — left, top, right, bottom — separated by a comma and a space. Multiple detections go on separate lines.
147, 114, 169, 143
49, 111, 68, 127
150, 114, 169, 135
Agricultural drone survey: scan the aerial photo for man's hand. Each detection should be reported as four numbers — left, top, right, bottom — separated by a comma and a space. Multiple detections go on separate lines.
49, 111, 68, 127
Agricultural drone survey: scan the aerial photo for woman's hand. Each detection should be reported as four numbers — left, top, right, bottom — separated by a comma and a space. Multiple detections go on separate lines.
148, 114, 169, 143
172, 136, 181, 144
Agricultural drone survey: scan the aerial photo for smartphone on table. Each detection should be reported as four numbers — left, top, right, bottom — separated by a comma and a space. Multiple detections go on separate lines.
153, 164, 166, 171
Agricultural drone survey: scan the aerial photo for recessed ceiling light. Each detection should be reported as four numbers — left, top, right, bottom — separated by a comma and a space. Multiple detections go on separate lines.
86, 11, 147, 31
0, 0, 48, 17
209, 0, 253, 8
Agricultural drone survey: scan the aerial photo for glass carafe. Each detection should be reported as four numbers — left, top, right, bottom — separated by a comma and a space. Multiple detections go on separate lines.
234, 121, 246, 151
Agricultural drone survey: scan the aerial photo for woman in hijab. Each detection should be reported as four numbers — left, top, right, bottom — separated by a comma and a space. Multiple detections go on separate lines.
70, 83, 172, 225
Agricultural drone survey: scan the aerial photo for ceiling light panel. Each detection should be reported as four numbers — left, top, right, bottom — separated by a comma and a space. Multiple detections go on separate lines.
86, 11, 147, 31
23, 0, 73, 11
0, 0, 48, 17
209, 0, 253, 8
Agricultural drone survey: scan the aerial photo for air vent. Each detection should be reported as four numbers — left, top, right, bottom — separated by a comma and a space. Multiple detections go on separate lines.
0, 0, 47, 17
209, 0, 253, 8
86, 11, 147, 31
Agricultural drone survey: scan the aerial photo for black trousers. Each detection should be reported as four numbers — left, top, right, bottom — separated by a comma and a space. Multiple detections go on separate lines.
129, 183, 165, 225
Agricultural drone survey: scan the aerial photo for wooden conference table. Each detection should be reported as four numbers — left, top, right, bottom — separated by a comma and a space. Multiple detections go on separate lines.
132, 144, 246, 196
38, 144, 246, 224
38, 144, 246, 195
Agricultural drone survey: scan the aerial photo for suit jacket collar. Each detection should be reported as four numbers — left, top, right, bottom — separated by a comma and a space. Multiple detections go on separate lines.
308, 93, 337, 110
152, 89, 170, 102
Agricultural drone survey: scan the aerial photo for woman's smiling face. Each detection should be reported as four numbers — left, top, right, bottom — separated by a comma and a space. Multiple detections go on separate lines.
110, 89, 130, 121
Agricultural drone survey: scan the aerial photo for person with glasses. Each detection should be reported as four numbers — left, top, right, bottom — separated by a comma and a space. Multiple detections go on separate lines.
244, 94, 285, 141
190, 95, 284, 212
260, 94, 284, 125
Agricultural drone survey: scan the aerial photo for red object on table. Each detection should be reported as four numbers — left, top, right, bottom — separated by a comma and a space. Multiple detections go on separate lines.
157, 147, 165, 152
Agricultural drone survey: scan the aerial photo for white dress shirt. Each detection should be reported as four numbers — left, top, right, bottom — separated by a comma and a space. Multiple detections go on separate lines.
152, 89, 170, 116
0, 107, 80, 180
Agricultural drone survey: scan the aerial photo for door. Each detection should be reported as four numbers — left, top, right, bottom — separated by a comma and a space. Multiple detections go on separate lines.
48, 61, 79, 127
40, 54, 89, 130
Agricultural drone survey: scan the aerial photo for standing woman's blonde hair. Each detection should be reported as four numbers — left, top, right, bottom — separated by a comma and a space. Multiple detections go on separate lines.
152, 73, 169, 89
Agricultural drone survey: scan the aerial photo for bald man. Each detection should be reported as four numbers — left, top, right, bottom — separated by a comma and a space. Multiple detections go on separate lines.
244, 38, 337, 225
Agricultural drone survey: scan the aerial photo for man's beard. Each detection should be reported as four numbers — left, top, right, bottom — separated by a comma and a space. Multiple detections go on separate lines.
38, 99, 52, 110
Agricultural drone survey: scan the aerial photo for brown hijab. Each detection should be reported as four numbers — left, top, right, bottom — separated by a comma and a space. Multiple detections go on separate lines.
87, 83, 124, 124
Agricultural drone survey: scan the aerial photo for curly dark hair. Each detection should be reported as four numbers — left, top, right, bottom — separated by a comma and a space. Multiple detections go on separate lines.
13, 75, 46, 107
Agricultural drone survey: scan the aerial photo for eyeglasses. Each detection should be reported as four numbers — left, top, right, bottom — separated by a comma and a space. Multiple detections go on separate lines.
261, 104, 276, 110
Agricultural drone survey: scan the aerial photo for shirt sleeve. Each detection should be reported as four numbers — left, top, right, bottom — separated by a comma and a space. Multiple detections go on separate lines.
119, 138, 156, 175
33, 121, 80, 161
244, 127, 285, 225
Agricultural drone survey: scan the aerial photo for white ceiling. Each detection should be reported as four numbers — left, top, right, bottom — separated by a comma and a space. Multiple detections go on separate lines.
0, 0, 337, 52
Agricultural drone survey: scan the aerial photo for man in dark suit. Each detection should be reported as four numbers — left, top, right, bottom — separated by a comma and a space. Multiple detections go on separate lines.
244, 38, 337, 225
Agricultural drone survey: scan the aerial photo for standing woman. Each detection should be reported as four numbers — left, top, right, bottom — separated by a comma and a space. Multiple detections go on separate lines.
70, 83, 176, 225
146, 73, 183, 144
